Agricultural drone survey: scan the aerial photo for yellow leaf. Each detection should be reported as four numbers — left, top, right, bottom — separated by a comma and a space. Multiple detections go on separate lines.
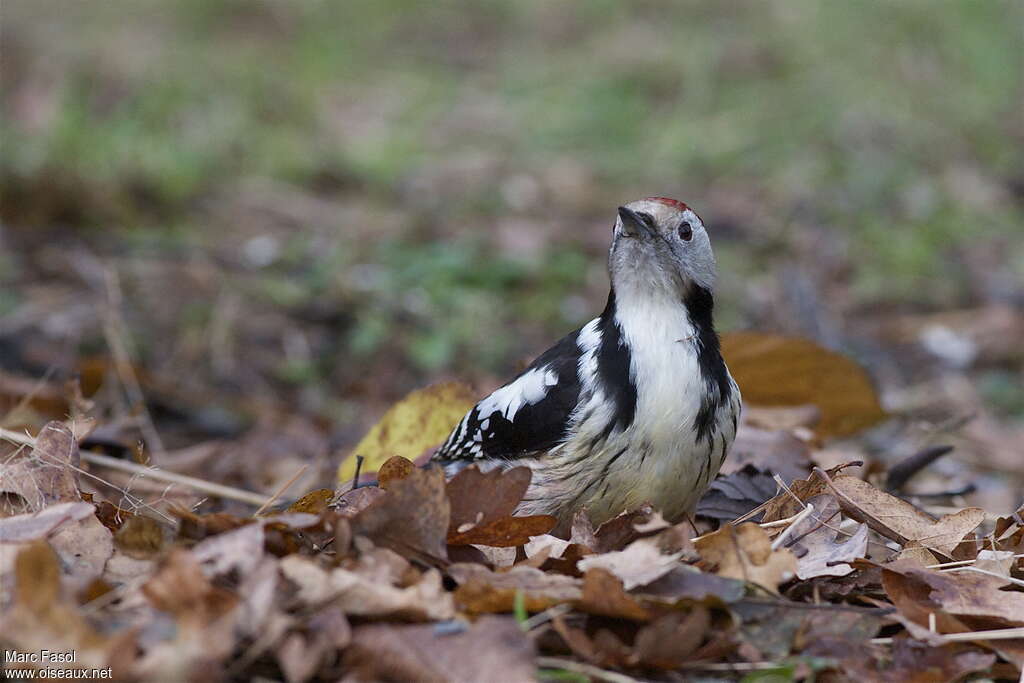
336, 381, 476, 483
721, 332, 886, 439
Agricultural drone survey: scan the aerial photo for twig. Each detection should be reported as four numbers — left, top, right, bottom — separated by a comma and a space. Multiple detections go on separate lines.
871, 626, 1024, 645
522, 604, 573, 632
770, 503, 815, 551
947, 565, 1024, 588
254, 465, 308, 516
535, 657, 640, 683
678, 661, 799, 672
102, 268, 166, 461
0, 427, 270, 507
351, 454, 364, 491
885, 445, 954, 491
81, 450, 269, 507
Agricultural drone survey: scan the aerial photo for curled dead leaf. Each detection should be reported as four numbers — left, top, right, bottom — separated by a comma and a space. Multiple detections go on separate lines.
827, 474, 984, 557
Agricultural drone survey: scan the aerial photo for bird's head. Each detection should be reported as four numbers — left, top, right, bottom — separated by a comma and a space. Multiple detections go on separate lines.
609, 197, 716, 298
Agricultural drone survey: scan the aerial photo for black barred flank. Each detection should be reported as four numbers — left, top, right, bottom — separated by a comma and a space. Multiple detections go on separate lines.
595, 290, 637, 439
684, 285, 732, 444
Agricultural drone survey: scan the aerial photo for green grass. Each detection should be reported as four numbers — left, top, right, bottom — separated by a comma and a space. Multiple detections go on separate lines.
3, 0, 1022, 387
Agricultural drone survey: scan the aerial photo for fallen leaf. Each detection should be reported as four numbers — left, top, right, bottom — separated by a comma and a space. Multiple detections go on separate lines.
0, 541, 123, 675
344, 617, 534, 683
49, 513, 114, 578
0, 501, 95, 543
0, 421, 81, 511
275, 605, 350, 683
577, 568, 650, 620
577, 535, 684, 590
828, 474, 984, 557
882, 562, 1024, 626
721, 332, 886, 438
378, 455, 415, 488
697, 465, 779, 522
760, 461, 864, 523
331, 486, 386, 517
694, 523, 797, 593
633, 608, 711, 669
280, 555, 454, 620
786, 494, 869, 579
721, 421, 812, 482
446, 465, 532, 533
350, 465, 449, 560
113, 515, 166, 559
286, 488, 335, 514
447, 513, 555, 547
336, 381, 476, 483
638, 565, 747, 605
733, 600, 884, 661
449, 563, 582, 615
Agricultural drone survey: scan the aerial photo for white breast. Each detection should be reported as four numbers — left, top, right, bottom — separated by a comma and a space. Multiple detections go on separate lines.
512, 290, 737, 527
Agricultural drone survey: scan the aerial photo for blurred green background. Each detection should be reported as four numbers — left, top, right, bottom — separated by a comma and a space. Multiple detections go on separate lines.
2, 1, 1022, 437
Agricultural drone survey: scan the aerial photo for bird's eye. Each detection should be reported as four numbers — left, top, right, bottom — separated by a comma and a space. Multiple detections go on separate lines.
678, 222, 693, 241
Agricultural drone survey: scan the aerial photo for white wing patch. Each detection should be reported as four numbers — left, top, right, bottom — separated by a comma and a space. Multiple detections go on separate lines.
476, 365, 559, 422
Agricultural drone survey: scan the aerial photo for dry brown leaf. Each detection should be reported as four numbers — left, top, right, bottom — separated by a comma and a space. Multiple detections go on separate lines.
331, 485, 386, 517
280, 554, 455, 620
378, 455, 415, 488
446, 465, 532, 531
336, 381, 476, 483
344, 617, 535, 683
0, 541, 124, 675
287, 488, 335, 514
633, 608, 711, 669
275, 605, 350, 683
350, 465, 449, 560
828, 474, 984, 557
577, 568, 650, 620
883, 563, 1024, 626
760, 461, 863, 522
787, 494, 869, 579
447, 514, 556, 547
136, 550, 241, 681
113, 514, 166, 559
721, 332, 886, 438
0, 421, 82, 512
449, 563, 582, 615
694, 522, 797, 593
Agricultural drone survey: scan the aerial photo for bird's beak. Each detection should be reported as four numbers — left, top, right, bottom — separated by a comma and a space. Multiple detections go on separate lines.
617, 206, 654, 238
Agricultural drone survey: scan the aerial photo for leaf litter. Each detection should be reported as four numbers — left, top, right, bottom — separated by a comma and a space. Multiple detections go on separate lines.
1, 334, 1022, 681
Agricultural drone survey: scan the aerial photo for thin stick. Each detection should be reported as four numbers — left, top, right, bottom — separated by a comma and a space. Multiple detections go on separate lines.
947, 565, 1024, 588
771, 503, 815, 551
350, 455, 364, 491
102, 268, 166, 461
535, 656, 640, 683
81, 450, 269, 507
254, 465, 308, 516
871, 626, 1024, 645
1, 427, 269, 507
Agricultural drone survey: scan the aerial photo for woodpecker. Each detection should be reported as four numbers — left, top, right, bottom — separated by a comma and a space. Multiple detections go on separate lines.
433, 198, 740, 530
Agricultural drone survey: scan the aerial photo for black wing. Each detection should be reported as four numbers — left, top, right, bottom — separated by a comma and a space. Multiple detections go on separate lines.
433, 329, 583, 463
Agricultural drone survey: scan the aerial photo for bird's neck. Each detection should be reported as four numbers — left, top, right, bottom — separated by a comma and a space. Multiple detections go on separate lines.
601, 281, 729, 392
